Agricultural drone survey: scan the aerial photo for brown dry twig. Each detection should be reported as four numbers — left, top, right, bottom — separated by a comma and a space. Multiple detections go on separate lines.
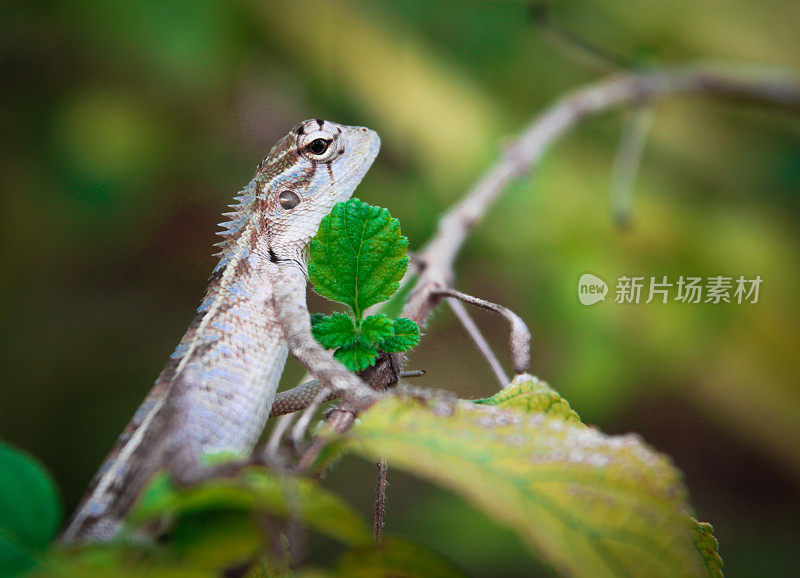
446, 297, 509, 387
303, 63, 800, 448
438, 288, 531, 377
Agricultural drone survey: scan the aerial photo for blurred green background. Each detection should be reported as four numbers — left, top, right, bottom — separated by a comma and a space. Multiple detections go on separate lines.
1, 0, 799, 575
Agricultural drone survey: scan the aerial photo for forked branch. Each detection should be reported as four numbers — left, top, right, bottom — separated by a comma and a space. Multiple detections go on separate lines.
312, 63, 800, 436
402, 65, 800, 330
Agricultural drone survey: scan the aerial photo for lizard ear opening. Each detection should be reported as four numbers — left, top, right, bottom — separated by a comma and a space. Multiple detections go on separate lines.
279, 190, 301, 210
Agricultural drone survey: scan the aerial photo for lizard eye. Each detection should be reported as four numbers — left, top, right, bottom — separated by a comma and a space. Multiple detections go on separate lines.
297, 121, 341, 162
306, 138, 330, 155
278, 190, 301, 210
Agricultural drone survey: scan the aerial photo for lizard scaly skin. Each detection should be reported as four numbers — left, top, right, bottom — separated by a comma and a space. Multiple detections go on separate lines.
61, 119, 380, 543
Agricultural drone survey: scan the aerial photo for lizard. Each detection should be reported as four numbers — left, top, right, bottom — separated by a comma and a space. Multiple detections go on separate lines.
59, 119, 381, 544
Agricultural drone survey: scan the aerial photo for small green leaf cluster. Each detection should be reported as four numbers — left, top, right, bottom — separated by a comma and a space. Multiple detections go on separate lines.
309, 198, 420, 371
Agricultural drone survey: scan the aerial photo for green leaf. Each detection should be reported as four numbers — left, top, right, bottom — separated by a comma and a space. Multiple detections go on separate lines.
0, 440, 62, 578
38, 544, 210, 578
332, 374, 721, 578
360, 314, 395, 343
309, 199, 409, 318
334, 340, 379, 372
336, 537, 468, 578
131, 467, 370, 549
378, 317, 420, 353
53, 473, 261, 576
312, 312, 358, 349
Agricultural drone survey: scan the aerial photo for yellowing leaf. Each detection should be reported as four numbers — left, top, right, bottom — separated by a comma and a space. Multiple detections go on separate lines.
691, 518, 724, 578
473, 374, 580, 423
334, 374, 721, 578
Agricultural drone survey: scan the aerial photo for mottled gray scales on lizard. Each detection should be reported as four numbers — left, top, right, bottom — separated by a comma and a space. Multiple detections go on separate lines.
61, 120, 380, 543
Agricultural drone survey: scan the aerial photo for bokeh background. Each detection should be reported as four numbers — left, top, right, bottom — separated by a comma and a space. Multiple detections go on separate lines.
2, 1, 799, 575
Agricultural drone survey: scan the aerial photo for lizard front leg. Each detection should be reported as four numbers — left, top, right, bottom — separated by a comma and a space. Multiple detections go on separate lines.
270, 262, 379, 413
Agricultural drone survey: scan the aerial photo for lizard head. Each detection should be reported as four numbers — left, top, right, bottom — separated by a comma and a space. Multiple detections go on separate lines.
249, 119, 380, 268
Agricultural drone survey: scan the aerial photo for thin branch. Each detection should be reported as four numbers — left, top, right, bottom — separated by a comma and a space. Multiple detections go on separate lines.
290, 386, 331, 453
264, 413, 296, 461
447, 297, 510, 385
297, 352, 402, 468
374, 460, 388, 543
610, 104, 655, 228
402, 65, 800, 329
438, 288, 530, 376
312, 63, 800, 443
400, 370, 426, 379
528, 3, 633, 73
